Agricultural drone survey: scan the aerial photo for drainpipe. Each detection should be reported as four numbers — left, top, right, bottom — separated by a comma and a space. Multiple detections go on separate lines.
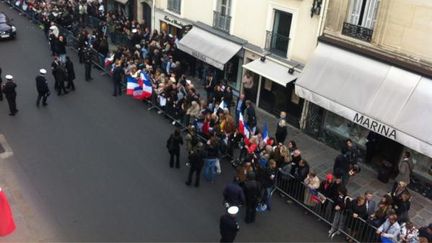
152, 0, 155, 31
316, 0, 329, 40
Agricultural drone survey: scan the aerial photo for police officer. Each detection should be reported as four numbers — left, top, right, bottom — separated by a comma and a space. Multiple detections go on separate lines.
2, 75, 18, 116
83, 47, 93, 81
220, 206, 240, 243
36, 69, 50, 107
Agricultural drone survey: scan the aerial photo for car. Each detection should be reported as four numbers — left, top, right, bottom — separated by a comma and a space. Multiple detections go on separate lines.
0, 12, 16, 39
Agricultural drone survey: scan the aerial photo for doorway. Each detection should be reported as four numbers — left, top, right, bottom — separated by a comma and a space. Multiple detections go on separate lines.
142, 2, 151, 29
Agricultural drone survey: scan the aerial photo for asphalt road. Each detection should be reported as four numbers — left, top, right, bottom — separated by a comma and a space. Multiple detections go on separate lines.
0, 3, 331, 242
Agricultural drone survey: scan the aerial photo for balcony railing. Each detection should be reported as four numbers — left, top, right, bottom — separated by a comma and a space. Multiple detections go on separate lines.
342, 22, 373, 42
167, 0, 181, 14
213, 11, 231, 33
265, 30, 290, 58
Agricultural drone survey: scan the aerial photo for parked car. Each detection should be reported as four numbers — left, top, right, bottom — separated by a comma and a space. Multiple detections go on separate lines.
0, 12, 16, 39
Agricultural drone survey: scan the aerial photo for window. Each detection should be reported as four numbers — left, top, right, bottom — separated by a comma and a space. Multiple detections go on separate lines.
213, 0, 232, 32
265, 10, 292, 57
346, 0, 380, 29
342, 0, 380, 42
217, 0, 231, 16
167, 0, 181, 14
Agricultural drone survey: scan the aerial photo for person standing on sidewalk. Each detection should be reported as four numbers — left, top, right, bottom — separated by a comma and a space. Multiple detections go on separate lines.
83, 47, 93, 81
36, 69, 50, 107
219, 206, 240, 243
275, 111, 288, 144
395, 152, 414, 187
243, 172, 261, 224
112, 61, 123, 96
2, 75, 18, 116
166, 128, 183, 168
0, 187, 16, 236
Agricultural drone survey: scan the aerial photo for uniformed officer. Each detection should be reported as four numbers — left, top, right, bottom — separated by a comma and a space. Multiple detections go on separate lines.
219, 206, 240, 243
36, 69, 50, 107
83, 47, 93, 81
2, 75, 18, 116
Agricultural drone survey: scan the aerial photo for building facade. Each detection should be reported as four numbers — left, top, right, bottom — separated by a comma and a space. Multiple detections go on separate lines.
296, 0, 432, 186
150, 0, 326, 126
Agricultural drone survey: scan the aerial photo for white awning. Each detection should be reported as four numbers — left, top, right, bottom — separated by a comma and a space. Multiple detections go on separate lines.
242, 59, 297, 87
295, 43, 432, 158
115, 0, 128, 4
177, 27, 242, 70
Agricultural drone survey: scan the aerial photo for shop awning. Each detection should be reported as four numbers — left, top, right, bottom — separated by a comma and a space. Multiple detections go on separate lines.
177, 27, 242, 70
242, 59, 297, 87
114, 0, 128, 4
295, 43, 432, 157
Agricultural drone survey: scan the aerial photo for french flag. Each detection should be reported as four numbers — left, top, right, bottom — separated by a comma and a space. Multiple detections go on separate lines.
140, 71, 152, 99
238, 113, 250, 139
127, 71, 152, 100
262, 122, 269, 144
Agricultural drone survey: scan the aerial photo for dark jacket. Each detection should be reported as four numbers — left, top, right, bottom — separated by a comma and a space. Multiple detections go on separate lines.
235, 98, 246, 114
223, 182, 245, 205
2, 81, 17, 97
166, 134, 183, 153
219, 214, 239, 242
243, 179, 261, 204
65, 59, 76, 81
318, 180, 337, 199
294, 164, 310, 181
245, 106, 256, 127
333, 154, 350, 177
55, 38, 67, 55
188, 146, 205, 170
112, 66, 123, 83
36, 76, 49, 93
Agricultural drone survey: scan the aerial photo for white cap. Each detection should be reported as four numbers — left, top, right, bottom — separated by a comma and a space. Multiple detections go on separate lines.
132, 29, 138, 33
227, 206, 239, 215
5, 75, 13, 80
40, 69, 47, 74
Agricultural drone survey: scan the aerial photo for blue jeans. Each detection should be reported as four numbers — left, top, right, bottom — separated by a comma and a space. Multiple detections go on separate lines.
203, 159, 217, 182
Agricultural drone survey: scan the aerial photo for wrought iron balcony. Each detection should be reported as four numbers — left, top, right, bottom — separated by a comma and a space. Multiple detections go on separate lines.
342, 22, 373, 42
265, 30, 290, 58
213, 11, 231, 33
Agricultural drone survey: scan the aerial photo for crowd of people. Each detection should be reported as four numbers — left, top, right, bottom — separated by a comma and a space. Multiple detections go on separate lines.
2, 0, 432, 242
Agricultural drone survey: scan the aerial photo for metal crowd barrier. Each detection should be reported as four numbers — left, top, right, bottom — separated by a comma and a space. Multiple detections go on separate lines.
275, 169, 380, 243
1, 2, 385, 240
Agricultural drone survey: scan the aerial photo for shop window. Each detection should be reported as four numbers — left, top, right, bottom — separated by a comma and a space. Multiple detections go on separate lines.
342, 0, 380, 42
167, 0, 181, 14
404, 149, 432, 181
324, 112, 369, 148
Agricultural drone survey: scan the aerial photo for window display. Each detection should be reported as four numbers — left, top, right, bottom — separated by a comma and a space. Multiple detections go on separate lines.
324, 112, 369, 148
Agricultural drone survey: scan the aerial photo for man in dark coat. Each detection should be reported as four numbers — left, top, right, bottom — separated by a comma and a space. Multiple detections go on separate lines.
112, 61, 123, 96
223, 177, 246, 207
65, 56, 76, 91
333, 154, 351, 186
166, 128, 183, 168
219, 206, 240, 243
185, 141, 205, 187
54, 64, 68, 96
243, 172, 261, 224
36, 69, 50, 107
51, 57, 61, 91
83, 47, 93, 81
245, 100, 257, 131
2, 75, 18, 116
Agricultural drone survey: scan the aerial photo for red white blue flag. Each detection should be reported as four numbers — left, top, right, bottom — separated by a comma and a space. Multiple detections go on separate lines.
127, 71, 152, 100
238, 113, 250, 138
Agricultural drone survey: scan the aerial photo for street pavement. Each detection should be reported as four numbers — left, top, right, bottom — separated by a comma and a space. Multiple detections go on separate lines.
0, 3, 331, 242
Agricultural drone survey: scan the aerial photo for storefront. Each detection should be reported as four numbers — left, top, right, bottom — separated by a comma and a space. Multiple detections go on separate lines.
154, 8, 191, 38
242, 50, 303, 127
137, 0, 152, 29
177, 25, 244, 91
296, 43, 432, 187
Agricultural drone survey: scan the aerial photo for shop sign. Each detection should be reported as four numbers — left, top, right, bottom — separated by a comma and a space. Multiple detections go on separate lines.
191, 50, 207, 63
352, 113, 397, 140
163, 15, 185, 28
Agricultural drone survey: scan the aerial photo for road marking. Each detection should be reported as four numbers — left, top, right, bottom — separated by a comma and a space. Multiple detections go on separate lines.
0, 134, 13, 159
